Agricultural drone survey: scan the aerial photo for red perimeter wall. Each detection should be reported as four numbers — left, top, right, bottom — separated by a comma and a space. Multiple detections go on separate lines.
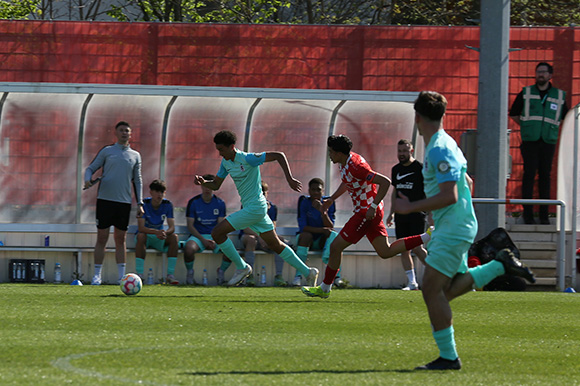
0, 21, 578, 213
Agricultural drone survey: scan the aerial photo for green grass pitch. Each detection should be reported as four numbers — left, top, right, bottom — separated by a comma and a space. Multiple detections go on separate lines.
1, 284, 579, 385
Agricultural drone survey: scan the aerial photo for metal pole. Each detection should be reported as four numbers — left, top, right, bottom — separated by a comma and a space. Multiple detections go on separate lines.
472, 198, 567, 291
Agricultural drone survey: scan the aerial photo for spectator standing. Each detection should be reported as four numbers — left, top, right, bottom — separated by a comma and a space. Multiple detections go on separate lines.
509, 62, 569, 224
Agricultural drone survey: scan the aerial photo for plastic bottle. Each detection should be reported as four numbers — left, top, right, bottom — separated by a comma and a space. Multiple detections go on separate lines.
147, 268, 154, 285
202, 269, 208, 285
54, 262, 62, 283
261, 265, 267, 285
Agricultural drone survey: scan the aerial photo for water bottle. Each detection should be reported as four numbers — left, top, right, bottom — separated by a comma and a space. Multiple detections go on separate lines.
54, 262, 62, 283
260, 265, 267, 285
40, 263, 45, 281
147, 268, 154, 285
202, 269, 208, 285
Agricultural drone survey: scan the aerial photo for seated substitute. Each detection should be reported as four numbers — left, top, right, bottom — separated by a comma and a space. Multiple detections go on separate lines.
184, 174, 232, 285
240, 181, 287, 287
294, 178, 342, 287
135, 179, 180, 285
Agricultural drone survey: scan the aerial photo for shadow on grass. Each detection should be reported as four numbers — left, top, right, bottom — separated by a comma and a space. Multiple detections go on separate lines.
180, 369, 416, 376
101, 294, 384, 304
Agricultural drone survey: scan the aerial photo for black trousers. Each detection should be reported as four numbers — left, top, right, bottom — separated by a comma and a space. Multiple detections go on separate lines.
520, 140, 556, 221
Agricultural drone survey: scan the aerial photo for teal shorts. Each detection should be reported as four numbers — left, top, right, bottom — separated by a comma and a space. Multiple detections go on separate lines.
137, 234, 169, 253
186, 234, 221, 253
425, 235, 472, 278
295, 233, 325, 251
227, 206, 274, 235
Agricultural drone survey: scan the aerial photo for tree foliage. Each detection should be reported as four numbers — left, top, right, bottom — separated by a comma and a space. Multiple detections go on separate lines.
0, 0, 579, 26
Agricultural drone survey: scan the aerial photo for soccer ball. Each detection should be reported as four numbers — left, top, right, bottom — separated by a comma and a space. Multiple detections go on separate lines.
120, 273, 142, 296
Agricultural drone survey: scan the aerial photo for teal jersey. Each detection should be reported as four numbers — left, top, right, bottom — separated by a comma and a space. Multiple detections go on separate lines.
423, 130, 477, 241
216, 149, 267, 210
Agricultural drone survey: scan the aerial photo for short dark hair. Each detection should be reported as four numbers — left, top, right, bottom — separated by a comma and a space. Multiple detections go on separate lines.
149, 179, 166, 192
115, 121, 130, 130
214, 130, 237, 146
397, 139, 413, 148
536, 62, 553, 74
414, 91, 448, 122
261, 181, 269, 192
309, 177, 324, 188
327, 135, 353, 155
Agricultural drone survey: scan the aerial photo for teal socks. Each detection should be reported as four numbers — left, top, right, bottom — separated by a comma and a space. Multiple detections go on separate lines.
220, 259, 232, 272
167, 257, 177, 276
469, 260, 505, 289
217, 239, 247, 270
280, 246, 310, 277
433, 325, 458, 361
185, 261, 194, 271
135, 258, 145, 275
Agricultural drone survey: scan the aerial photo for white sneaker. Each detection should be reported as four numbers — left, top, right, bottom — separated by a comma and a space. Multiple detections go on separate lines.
166, 274, 179, 285
402, 282, 419, 291
228, 265, 252, 286
186, 270, 194, 285
305, 267, 319, 286
292, 275, 302, 286
91, 275, 102, 286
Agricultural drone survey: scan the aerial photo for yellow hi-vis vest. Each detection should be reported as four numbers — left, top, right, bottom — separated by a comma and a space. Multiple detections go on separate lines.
520, 85, 566, 144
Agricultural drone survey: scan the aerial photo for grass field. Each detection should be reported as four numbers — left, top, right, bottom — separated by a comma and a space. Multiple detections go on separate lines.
1, 283, 579, 385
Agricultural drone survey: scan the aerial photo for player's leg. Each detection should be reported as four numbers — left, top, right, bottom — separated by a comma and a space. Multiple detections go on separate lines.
294, 232, 313, 285
134, 232, 148, 279
416, 264, 461, 370
400, 250, 418, 290
184, 237, 202, 284
241, 233, 257, 285
261, 229, 317, 284
112, 202, 131, 283
165, 233, 180, 285
113, 227, 127, 283
92, 227, 110, 285
211, 217, 248, 271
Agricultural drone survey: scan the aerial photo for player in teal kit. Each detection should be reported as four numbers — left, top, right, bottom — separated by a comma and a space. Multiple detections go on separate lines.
194, 130, 319, 287
394, 91, 535, 370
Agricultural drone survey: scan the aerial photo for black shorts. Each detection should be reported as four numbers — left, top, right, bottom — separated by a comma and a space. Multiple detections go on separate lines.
96, 199, 132, 231
394, 213, 426, 239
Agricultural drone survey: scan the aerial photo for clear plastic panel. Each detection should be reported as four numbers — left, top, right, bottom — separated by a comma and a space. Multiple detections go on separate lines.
165, 97, 255, 223
331, 101, 418, 226
249, 99, 341, 227
0, 93, 86, 223
80, 94, 172, 224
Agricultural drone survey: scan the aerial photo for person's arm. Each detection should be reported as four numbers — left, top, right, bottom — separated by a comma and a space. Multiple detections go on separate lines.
395, 180, 457, 214
509, 91, 524, 125
194, 175, 224, 191
165, 217, 175, 236
387, 184, 397, 227
365, 173, 391, 220
84, 148, 106, 189
264, 152, 302, 192
322, 182, 347, 213
186, 216, 215, 249
137, 217, 167, 240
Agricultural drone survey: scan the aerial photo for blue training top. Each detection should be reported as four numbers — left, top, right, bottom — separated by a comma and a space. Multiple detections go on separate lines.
297, 195, 336, 233
185, 194, 227, 235
141, 197, 174, 231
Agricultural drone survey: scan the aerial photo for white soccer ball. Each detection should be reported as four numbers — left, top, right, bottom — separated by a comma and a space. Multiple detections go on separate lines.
120, 273, 142, 296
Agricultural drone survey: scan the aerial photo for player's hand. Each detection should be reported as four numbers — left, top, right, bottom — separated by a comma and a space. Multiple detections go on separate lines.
157, 230, 167, 240
288, 177, 302, 192
366, 206, 376, 221
194, 175, 205, 185
203, 238, 216, 250
136, 206, 145, 218
386, 212, 394, 227
393, 191, 413, 214
322, 228, 332, 238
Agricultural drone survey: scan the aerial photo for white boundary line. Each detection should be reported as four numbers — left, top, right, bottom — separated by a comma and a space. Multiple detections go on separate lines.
51, 347, 169, 385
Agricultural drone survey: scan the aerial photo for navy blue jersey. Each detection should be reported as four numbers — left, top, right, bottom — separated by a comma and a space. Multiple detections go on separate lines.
186, 194, 226, 235
142, 198, 174, 230
297, 195, 336, 233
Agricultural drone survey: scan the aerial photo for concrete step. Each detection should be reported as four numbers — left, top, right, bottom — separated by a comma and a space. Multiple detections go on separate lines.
507, 224, 557, 233
530, 267, 556, 277
509, 232, 558, 243
515, 241, 557, 251
521, 259, 557, 268
518, 250, 557, 260
529, 277, 557, 286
